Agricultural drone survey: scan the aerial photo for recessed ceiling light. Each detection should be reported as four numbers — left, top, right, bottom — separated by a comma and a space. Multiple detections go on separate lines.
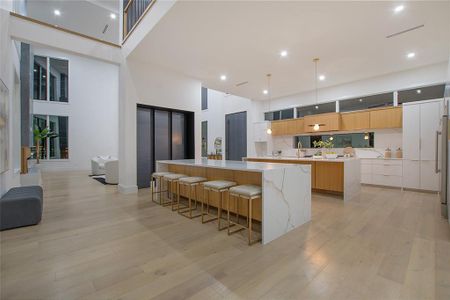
110, 13, 117, 20
407, 52, 416, 58
220, 75, 227, 81
416, 89, 421, 94
280, 50, 288, 57
318, 75, 325, 81
54, 9, 61, 16
263, 89, 268, 95
394, 5, 404, 13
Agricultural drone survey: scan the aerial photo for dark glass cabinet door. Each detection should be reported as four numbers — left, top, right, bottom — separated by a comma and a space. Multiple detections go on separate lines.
172, 112, 186, 160
154, 110, 171, 162
225, 111, 247, 161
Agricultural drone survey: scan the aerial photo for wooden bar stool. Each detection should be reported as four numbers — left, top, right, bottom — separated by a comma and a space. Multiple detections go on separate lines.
163, 173, 187, 209
177, 177, 207, 219
151, 172, 172, 205
202, 180, 236, 231
228, 184, 262, 245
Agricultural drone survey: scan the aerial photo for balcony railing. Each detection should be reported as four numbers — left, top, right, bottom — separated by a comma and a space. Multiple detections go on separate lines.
123, 0, 157, 42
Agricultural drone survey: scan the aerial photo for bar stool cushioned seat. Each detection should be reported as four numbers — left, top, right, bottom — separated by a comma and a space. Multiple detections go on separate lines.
151, 172, 173, 205
203, 180, 236, 190
229, 185, 262, 197
202, 180, 236, 230
179, 176, 207, 184
164, 174, 188, 210
177, 177, 207, 219
228, 184, 262, 245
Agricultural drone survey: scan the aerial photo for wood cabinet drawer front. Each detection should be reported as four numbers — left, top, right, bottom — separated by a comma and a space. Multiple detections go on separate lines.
372, 164, 402, 176
372, 174, 402, 187
371, 159, 402, 166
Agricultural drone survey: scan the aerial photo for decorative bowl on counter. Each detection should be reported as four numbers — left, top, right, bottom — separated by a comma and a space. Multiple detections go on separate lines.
325, 153, 338, 159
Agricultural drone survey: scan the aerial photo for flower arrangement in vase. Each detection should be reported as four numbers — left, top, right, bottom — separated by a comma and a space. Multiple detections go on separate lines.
313, 139, 337, 159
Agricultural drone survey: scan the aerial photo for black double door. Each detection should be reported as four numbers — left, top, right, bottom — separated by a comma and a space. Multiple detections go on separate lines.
225, 111, 247, 161
136, 106, 194, 188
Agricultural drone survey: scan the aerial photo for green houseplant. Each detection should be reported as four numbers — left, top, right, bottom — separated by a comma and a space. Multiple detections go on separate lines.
313, 139, 337, 158
33, 126, 58, 164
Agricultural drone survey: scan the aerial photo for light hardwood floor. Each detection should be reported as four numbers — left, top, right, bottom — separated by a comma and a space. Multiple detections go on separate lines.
1, 171, 449, 300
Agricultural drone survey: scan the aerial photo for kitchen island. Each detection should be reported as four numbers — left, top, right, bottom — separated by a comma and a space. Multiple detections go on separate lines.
156, 159, 311, 244
244, 157, 361, 201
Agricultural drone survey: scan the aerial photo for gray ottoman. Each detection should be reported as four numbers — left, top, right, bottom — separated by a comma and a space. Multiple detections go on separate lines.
0, 186, 43, 230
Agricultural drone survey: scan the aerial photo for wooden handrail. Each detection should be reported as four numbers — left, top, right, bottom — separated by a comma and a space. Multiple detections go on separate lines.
122, 0, 157, 44
10, 12, 121, 48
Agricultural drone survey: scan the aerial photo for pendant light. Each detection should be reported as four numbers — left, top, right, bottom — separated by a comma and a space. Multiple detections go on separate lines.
266, 73, 273, 135
313, 58, 321, 131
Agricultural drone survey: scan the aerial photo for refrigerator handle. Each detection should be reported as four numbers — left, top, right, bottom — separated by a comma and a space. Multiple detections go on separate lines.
436, 131, 442, 173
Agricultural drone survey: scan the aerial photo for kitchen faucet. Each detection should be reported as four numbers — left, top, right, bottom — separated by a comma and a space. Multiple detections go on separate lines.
297, 140, 305, 158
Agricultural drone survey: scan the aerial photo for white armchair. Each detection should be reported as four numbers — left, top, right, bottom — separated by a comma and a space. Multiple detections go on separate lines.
105, 160, 119, 184
91, 156, 116, 175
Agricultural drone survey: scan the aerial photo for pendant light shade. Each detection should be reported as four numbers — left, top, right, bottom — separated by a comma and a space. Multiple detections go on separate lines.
266, 73, 272, 135
313, 58, 320, 131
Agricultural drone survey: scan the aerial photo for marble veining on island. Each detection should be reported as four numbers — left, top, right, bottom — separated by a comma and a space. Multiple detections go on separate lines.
156, 159, 312, 244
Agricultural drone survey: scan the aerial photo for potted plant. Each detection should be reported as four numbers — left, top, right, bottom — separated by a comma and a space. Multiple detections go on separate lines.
313, 139, 337, 159
33, 126, 58, 164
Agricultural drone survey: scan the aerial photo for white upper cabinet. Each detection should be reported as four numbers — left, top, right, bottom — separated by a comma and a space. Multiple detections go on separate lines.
403, 104, 420, 160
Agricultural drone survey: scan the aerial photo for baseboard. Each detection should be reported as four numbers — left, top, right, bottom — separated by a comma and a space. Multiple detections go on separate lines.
118, 184, 138, 194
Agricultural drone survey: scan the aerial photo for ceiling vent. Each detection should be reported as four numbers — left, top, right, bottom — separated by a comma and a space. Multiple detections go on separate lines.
235, 81, 248, 87
386, 24, 424, 38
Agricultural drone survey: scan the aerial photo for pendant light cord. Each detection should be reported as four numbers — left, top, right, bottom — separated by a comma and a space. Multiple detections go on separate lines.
314, 58, 319, 105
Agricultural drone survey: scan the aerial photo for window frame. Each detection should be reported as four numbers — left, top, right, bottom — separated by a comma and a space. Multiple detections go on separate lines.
33, 55, 69, 103
33, 114, 69, 160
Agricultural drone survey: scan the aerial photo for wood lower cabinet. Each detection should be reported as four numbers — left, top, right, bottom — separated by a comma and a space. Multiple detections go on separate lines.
271, 118, 304, 136
314, 161, 344, 192
341, 111, 370, 131
369, 107, 402, 129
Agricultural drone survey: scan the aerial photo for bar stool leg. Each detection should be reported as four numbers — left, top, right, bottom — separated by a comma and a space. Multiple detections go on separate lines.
188, 184, 192, 218
248, 197, 252, 245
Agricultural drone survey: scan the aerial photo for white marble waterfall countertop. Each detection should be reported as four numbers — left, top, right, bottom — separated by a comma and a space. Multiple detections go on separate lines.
245, 156, 360, 163
157, 158, 312, 245
157, 159, 302, 172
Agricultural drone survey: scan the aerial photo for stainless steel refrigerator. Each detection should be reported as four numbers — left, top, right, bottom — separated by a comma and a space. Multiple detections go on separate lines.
441, 87, 450, 221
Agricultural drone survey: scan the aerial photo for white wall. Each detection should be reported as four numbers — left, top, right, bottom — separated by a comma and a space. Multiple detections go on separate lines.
118, 58, 202, 193
31, 45, 119, 171
201, 89, 259, 158
0, 9, 21, 196
261, 62, 448, 115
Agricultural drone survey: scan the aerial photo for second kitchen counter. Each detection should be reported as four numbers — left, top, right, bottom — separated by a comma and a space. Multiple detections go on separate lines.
244, 157, 361, 201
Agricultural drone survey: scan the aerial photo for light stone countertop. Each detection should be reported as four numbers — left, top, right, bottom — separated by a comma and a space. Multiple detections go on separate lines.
157, 158, 306, 172
245, 156, 360, 163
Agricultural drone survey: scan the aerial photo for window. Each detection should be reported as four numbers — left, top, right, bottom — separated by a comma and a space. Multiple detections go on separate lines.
339, 93, 393, 112
32, 115, 69, 160
33, 55, 69, 102
201, 87, 208, 110
201, 121, 208, 157
294, 132, 374, 148
398, 84, 445, 104
33, 56, 47, 100
264, 108, 294, 121
49, 58, 69, 102
297, 102, 336, 118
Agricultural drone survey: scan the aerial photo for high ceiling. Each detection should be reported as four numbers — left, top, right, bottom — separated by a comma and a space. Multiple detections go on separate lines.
129, 1, 450, 100
25, 0, 120, 44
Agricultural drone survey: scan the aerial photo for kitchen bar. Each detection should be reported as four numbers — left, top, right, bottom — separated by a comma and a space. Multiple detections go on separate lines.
156, 159, 312, 244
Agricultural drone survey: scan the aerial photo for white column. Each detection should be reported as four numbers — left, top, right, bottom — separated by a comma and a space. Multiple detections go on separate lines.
393, 91, 398, 106
118, 61, 138, 194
